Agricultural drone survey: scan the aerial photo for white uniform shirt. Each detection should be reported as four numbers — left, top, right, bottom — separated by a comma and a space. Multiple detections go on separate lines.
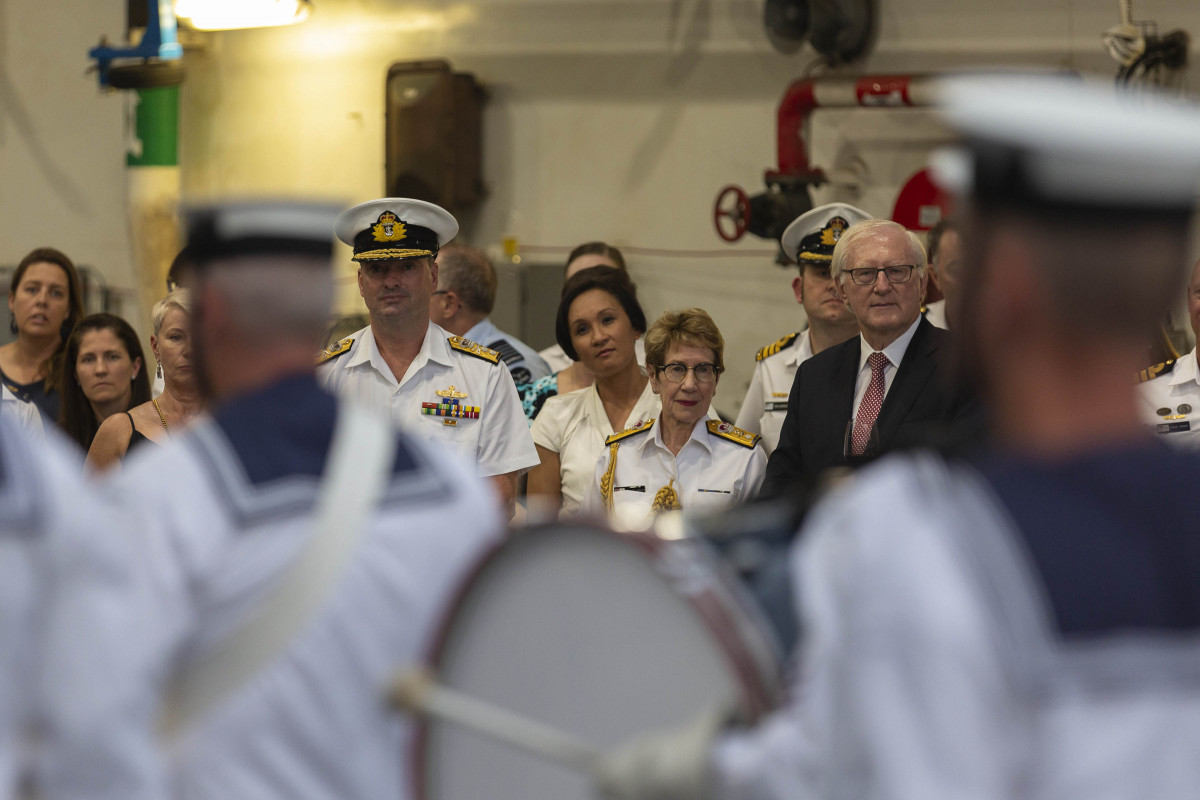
587, 417, 766, 527
713, 450, 1200, 800
1139, 348, 1200, 448
0, 383, 43, 438
735, 330, 813, 455
66, 377, 504, 800
317, 321, 538, 477
530, 381, 660, 516
924, 298, 949, 329
463, 317, 551, 386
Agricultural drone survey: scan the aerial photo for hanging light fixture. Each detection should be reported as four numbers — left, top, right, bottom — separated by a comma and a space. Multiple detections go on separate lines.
175, 0, 312, 31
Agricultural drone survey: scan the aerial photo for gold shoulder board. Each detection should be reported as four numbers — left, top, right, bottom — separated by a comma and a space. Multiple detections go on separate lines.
1137, 359, 1176, 383
449, 336, 501, 364
755, 332, 800, 362
317, 337, 353, 365
707, 420, 761, 448
604, 418, 655, 446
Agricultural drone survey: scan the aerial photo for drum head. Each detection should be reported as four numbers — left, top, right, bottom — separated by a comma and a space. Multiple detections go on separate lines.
414, 523, 780, 800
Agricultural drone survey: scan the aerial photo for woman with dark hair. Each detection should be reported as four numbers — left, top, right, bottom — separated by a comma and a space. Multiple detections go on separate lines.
535, 241, 629, 377
0, 247, 85, 422
523, 242, 645, 420
527, 266, 659, 516
88, 289, 202, 470
59, 314, 151, 452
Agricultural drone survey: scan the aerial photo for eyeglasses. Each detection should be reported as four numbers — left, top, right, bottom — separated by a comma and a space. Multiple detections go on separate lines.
846, 265, 915, 286
655, 362, 722, 383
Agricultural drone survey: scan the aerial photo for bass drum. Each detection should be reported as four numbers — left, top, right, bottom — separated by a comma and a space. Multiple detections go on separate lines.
412, 521, 782, 800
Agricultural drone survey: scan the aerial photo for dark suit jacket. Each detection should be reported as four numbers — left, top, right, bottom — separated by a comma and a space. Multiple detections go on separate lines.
759, 316, 982, 498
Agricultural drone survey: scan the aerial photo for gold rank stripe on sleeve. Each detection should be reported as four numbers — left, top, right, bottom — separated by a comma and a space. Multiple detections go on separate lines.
448, 336, 501, 364
317, 337, 353, 365
707, 420, 761, 448
604, 418, 655, 446
755, 332, 800, 362
1137, 359, 1176, 383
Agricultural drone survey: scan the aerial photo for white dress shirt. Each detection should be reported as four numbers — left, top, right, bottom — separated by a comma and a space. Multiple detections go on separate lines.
318, 321, 538, 477
530, 381, 660, 516
850, 316, 922, 423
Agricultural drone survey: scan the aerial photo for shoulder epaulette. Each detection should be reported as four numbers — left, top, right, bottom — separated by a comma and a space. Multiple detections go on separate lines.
755, 332, 801, 362
707, 420, 760, 448
449, 336, 500, 364
317, 337, 353, 365
604, 418, 655, 446
1138, 359, 1176, 383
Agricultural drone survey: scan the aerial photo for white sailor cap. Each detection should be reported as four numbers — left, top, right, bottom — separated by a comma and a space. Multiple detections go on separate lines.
182, 200, 341, 266
931, 73, 1200, 215
334, 198, 459, 262
780, 202, 872, 263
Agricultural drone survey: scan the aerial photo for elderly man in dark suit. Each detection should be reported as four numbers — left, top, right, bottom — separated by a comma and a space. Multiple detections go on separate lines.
759, 217, 979, 496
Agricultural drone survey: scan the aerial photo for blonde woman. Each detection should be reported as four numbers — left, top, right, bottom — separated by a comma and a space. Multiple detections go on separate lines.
88, 289, 203, 470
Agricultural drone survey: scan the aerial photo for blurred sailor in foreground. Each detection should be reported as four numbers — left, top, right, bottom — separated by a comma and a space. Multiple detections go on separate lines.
46, 201, 504, 800
735, 203, 868, 454
1, 415, 132, 799
597, 74, 1200, 800
318, 198, 538, 517
1139, 255, 1200, 448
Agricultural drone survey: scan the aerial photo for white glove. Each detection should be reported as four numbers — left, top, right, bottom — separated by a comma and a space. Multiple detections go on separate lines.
1103, 22, 1145, 66
593, 707, 730, 800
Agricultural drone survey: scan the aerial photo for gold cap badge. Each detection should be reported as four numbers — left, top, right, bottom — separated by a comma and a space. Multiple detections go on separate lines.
372, 211, 408, 243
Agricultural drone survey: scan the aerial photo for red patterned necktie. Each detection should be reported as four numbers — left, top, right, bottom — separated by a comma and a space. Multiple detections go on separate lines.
850, 351, 889, 456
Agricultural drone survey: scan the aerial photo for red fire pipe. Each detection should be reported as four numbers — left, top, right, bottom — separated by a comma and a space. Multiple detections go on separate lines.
768, 74, 937, 182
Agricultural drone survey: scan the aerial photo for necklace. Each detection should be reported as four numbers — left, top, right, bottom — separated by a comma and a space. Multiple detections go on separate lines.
152, 398, 172, 439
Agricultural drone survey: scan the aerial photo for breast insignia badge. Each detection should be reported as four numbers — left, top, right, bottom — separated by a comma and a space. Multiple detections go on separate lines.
422, 385, 481, 425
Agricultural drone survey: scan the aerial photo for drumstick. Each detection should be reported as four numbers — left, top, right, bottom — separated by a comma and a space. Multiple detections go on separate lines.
389, 668, 601, 773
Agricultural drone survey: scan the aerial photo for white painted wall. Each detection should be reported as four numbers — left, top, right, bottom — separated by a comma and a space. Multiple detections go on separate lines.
6, 0, 1200, 413
0, 0, 141, 326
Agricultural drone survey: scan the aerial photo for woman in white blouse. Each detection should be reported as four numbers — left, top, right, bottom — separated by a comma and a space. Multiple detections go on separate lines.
528, 267, 658, 516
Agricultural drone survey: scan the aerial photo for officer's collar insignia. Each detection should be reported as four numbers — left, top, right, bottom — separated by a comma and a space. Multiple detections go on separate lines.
372, 211, 408, 243
818, 216, 849, 247
436, 385, 469, 399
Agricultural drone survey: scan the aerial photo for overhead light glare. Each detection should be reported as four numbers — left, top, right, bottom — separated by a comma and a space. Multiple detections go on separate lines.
175, 0, 312, 31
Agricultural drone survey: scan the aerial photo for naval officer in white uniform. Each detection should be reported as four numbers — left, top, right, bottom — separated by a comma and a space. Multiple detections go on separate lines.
43, 201, 505, 800
1139, 255, 1200, 448
317, 198, 538, 517
597, 74, 1200, 800
735, 203, 868, 453
588, 308, 765, 528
